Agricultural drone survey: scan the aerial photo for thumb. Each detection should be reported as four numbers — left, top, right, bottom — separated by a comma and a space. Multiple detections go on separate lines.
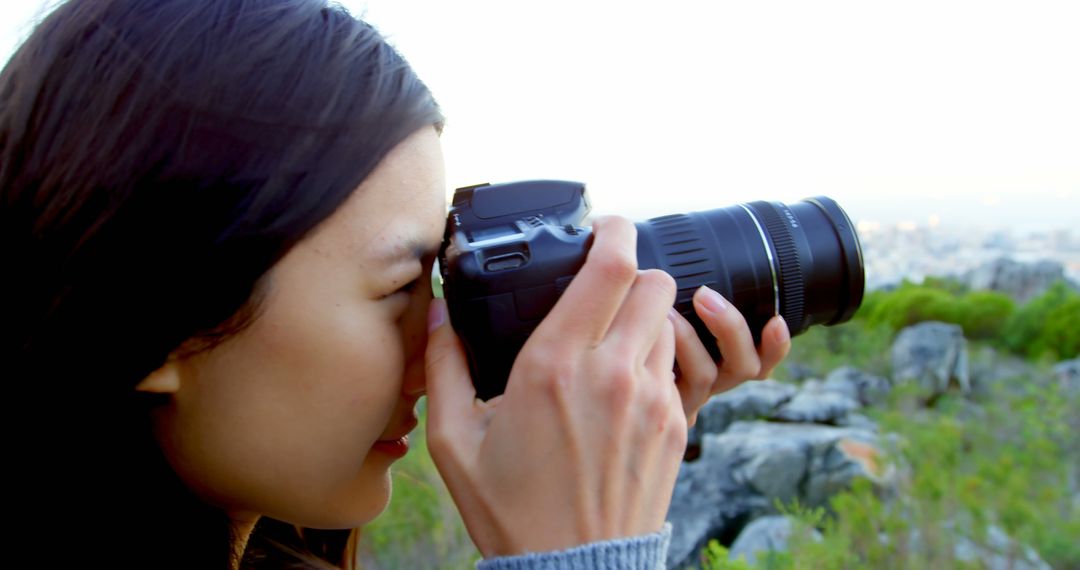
424, 299, 479, 438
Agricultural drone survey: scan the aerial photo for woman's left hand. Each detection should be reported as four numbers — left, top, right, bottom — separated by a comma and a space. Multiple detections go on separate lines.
671, 286, 792, 426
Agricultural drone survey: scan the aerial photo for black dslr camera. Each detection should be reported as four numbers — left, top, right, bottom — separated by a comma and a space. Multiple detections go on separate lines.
438, 180, 864, 400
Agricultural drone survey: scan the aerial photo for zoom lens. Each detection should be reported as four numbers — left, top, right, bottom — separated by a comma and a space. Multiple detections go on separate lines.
635, 196, 864, 359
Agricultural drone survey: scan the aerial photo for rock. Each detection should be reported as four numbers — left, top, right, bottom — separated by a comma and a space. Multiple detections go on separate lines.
771, 383, 861, 424
892, 322, 971, 398
728, 516, 822, 566
964, 257, 1075, 304
823, 366, 891, 407
667, 420, 897, 568
834, 412, 879, 431
688, 380, 797, 447
1054, 358, 1079, 396
783, 362, 817, 383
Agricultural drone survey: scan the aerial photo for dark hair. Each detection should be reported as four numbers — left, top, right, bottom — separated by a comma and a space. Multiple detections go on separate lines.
1, 0, 441, 567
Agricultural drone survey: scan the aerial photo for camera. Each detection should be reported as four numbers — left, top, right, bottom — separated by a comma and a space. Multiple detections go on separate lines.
438, 180, 865, 400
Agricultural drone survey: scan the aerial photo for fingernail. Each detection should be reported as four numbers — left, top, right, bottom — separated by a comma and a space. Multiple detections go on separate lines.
773, 315, 790, 344
428, 298, 447, 333
696, 286, 727, 314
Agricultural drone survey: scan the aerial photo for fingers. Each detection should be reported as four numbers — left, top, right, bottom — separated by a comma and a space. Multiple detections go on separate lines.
424, 299, 483, 451
607, 269, 677, 364
669, 309, 716, 425
537, 216, 638, 346
757, 315, 791, 378
693, 286, 763, 392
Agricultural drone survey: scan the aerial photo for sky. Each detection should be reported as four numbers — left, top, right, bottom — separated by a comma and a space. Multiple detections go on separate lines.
3, 1, 1078, 232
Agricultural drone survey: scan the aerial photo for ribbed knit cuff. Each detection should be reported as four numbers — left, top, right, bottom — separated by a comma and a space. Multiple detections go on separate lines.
475, 523, 672, 570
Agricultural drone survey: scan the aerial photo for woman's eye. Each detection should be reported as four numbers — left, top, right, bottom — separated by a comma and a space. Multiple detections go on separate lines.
386, 278, 420, 298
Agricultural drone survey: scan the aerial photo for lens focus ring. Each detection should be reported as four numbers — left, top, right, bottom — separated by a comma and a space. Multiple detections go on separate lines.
747, 202, 805, 333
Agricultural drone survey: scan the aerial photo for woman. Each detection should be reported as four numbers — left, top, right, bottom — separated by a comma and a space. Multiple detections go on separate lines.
1, 1, 790, 568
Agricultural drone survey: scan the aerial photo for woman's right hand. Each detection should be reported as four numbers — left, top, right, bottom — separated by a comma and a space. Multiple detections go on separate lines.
424, 215, 686, 558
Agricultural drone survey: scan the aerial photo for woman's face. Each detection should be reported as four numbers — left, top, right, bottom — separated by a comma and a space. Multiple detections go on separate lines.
150, 127, 447, 528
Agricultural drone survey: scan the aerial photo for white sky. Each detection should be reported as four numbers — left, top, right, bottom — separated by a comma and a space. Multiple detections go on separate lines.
3, 1, 1078, 231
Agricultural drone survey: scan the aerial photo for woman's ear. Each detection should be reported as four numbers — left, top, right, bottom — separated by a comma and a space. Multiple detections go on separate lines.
135, 360, 182, 394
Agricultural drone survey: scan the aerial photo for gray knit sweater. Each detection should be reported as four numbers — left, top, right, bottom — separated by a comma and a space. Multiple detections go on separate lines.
476, 523, 672, 570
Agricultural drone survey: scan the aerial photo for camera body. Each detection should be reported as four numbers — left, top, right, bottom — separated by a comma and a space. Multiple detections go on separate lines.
439, 180, 595, 401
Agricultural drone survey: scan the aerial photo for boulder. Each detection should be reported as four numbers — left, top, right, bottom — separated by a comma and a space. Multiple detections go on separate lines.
771, 380, 861, 424
892, 322, 970, 398
823, 366, 891, 407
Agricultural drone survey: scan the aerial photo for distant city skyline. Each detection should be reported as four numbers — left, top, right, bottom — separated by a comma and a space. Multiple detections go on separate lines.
3, 1, 1077, 231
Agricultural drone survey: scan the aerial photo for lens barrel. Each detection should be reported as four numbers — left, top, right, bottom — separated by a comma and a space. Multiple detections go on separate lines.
635, 196, 864, 359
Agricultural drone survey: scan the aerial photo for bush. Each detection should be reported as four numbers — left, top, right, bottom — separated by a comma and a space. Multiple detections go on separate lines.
1001, 281, 1080, 360
860, 280, 1016, 341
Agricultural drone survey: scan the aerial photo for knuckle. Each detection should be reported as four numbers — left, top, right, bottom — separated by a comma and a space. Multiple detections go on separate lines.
598, 361, 636, 403
640, 269, 677, 301
596, 252, 637, 285
727, 357, 760, 381
642, 384, 672, 425
523, 350, 577, 395
667, 413, 689, 449
689, 365, 716, 389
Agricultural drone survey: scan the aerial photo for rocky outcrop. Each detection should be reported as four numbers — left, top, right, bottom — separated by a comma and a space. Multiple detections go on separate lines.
963, 257, 1075, 304
771, 380, 861, 424
667, 420, 897, 567
688, 380, 797, 447
892, 322, 970, 397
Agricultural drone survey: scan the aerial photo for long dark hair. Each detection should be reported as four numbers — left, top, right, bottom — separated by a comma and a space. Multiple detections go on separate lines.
1, 0, 442, 567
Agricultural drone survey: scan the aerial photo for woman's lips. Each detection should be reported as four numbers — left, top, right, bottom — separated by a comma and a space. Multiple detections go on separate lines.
373, 416, 417, 459
372, 435, 409, 458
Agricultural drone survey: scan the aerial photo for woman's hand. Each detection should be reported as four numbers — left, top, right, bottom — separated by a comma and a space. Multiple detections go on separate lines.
670, 287, 792, 427
424, 216, 685, 558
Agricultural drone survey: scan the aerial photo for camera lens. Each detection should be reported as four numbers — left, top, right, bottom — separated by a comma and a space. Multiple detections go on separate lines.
635, 196, 864, 358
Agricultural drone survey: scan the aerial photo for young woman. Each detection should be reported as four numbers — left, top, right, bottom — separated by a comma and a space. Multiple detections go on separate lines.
1, 1, 790, 568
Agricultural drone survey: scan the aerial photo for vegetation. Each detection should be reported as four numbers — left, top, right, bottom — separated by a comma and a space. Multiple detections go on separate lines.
856, 278, 1079, 361
363, 277, 1079, 569
742, 276, 1079, 569
767, 380, 1079, 569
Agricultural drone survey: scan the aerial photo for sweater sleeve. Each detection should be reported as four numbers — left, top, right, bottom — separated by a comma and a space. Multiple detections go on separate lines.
474, 523, 672, 570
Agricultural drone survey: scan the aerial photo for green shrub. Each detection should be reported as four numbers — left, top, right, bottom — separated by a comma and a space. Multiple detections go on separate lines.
1002, 281, 1080, 360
